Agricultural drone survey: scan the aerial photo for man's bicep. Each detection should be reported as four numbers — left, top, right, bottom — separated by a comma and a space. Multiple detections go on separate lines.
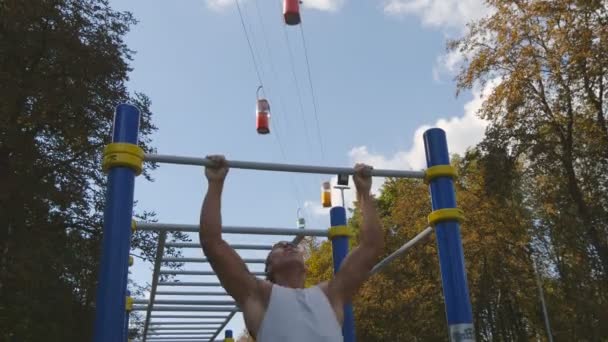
202, 240, 259, 304
329, 246, 377, 304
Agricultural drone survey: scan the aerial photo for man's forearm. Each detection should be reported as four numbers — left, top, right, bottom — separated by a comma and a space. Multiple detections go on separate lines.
358, 192, 383, 250
200, 182, 224, 243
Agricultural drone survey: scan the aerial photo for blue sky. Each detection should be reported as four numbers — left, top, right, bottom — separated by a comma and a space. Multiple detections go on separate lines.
109, 0, 491, 339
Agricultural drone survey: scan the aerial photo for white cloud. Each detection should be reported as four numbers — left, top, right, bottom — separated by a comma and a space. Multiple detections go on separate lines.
382, 0, 493, 82
303, 77, 497, 219
382, 0, 490, 31
206, 0, 235, 11
303, 0, 346, 11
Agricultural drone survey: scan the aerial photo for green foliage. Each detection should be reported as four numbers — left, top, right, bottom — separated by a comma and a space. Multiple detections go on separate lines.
0, 1, 184, 340
452, 0, 608, 339
305, 156, 543, 341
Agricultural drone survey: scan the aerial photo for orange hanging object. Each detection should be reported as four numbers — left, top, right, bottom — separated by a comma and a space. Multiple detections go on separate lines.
321, 181, 332, 208
256, 86, 270, 135
283, 0, 301, 26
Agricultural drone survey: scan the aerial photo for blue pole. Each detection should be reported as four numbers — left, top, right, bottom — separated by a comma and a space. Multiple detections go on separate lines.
224, 329, 234, 342
423, 128, 475, 341
94, 104, 141, 342
329, 206, 355, 342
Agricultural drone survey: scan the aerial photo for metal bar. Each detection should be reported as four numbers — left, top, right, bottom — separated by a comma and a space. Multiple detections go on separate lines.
156, 291, 228, 296
138, 222, 328, 236
143, 232, 168, 342
148, 335, 215, 342
150, 322, 224, 325
162, 257, 266, 264
149, 328, 218, 331
370, 226, 434, 275
151, 315, 228, 319
534, 259, 554, 342
132, 306, 240, 312
147, 336, 213, 338
135, 299, 236, 306
158, 282, 222, 287
93, 104, 141, 342
208, 310, 237, 342
159, 270, 265, 276
146, 340, 212, 342
145, 340, 215, 342
145, 153, 425, 179
165, 242, 272, 250
424, 128, 474, 340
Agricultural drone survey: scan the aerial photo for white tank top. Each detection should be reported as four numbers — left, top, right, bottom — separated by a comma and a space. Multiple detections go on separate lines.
257, 284, 343, 342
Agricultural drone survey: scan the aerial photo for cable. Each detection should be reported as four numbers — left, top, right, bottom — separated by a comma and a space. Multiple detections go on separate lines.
235, 0, 264, 86
298, 22, 326, 162
277, 4, 315, 160
234, 0, 304, 209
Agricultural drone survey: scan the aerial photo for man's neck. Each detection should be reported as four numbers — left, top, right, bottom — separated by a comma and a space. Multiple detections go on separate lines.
273, 270, 306, 288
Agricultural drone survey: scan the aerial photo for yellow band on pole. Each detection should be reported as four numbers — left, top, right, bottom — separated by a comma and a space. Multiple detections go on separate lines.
328, 225, 354, 239
125, 296, 134, 312
131, 220, 136, 233
102, 143, 144, 175
428, 208, 464, 226
424, 164, 457, 184
129, 256, 134, 267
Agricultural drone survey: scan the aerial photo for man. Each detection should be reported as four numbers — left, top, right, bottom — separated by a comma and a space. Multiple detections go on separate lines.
200, 155, 384, 341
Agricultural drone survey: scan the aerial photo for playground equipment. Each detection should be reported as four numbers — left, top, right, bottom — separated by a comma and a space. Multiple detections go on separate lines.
94, 104, 474, 342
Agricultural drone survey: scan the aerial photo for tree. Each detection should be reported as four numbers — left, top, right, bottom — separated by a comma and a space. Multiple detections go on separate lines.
0, 1, 183, 340
305, 155, 543, 341
451, 0, 608, 339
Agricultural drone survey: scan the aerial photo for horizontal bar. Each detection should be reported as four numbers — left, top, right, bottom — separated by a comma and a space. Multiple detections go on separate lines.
138, 222, 328, 236
145, 340, 217, 342
133, 306, 240, 312
159, 282, 222, 287
163, 257, 266, 264
146, 335, 212, 342
165, 242, 273, 250
159, 270, 265, 276
135, 299, 236, 306
156, 291, 229, 296
370, 226, 434, 275
146, 340, 212, 342
149, 328, 218, 331
145, 153, 425, 179
151, 315, 228, 319
147, 337, 213, 340
150, 322, 223, 325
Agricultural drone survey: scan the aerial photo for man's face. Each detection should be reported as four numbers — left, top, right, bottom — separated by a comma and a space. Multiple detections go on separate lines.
265, 241, 305, 279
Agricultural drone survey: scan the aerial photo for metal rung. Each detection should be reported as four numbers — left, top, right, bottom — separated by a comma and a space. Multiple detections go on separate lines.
159, 270, 265, 276
132, 305, 239, 312
165, 242, 273, 250
162, 257, 266, 264
156, 291, 228, 296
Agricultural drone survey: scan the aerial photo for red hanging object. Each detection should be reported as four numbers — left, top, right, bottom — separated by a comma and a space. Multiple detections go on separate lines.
283, 0, 301, 26
256, 86, 270, 135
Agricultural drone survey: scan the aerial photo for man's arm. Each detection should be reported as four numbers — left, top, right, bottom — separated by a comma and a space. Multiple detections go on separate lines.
326, 164, 384, 306
199, 155, 261, 305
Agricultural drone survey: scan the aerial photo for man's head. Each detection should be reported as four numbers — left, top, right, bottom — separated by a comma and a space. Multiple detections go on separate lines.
264, 241, 305, 283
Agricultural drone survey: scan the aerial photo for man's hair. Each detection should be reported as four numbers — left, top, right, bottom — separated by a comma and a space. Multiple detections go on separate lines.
264, 251, 273, 282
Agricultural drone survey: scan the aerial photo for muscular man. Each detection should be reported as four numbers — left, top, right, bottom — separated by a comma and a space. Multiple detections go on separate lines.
200, 155, 384, 341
